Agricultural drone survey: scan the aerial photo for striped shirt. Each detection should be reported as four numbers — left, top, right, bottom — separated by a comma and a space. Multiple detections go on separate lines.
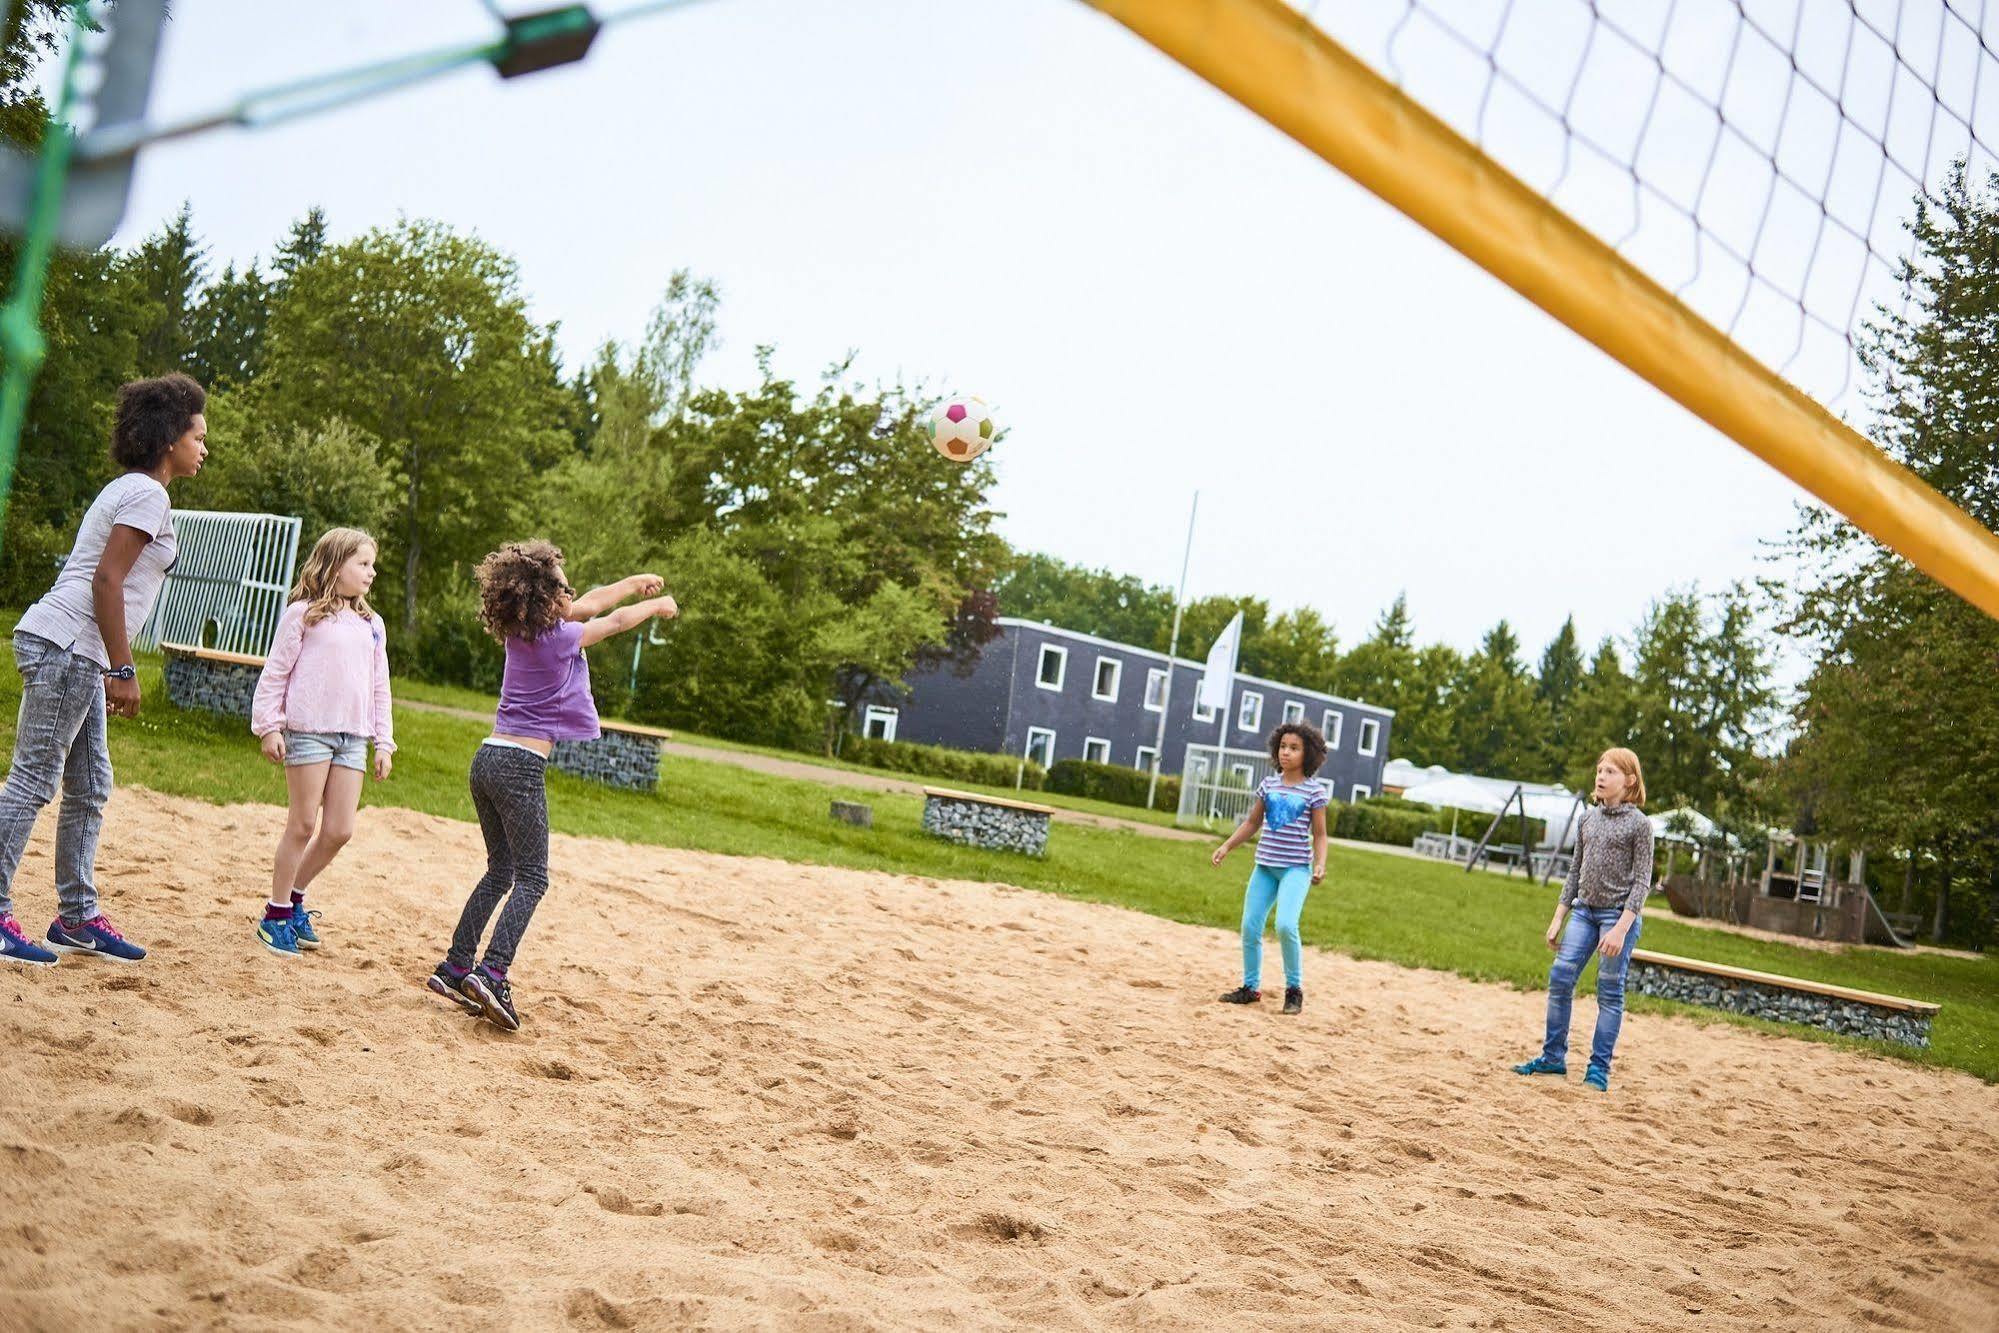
1254, 775, 1329, 867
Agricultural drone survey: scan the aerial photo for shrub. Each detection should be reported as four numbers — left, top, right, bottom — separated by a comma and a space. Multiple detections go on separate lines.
1047, 758, 1180, 810
841, 736, 1046, 791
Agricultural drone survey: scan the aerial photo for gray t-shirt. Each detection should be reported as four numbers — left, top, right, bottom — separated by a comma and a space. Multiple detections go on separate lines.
17, 472, 176, 668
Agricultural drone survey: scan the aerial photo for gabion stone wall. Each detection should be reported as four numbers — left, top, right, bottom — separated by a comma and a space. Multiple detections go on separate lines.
1627, 959, 1934, 1049
922, 793, 1050, 856
551, 730, 662, 793
164, 652, 260, 720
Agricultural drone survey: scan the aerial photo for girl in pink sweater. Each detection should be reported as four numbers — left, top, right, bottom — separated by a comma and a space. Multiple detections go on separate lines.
249, 528, 395, 958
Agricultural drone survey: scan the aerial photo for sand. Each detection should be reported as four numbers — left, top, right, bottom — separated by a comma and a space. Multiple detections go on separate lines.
1, 788, 1994, 1331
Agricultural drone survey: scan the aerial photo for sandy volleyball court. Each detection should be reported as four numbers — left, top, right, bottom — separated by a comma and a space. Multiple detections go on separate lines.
1, 789, 1994, 1330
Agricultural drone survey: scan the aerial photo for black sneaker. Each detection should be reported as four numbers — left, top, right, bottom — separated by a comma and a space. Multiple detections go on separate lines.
1282, 986, 1304, 1015
1218, 986, 1262, 1004
427, 963, 483, 1015
462, 967, 520, 1032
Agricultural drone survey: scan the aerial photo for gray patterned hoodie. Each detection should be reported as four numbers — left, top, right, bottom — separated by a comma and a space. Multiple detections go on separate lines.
1558, 802, 1655, 915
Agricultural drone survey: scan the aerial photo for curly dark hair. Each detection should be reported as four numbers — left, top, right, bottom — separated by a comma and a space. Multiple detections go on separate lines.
1267, 721, 1328, 776
476, 540, 569, 641
111, 373, 206, 471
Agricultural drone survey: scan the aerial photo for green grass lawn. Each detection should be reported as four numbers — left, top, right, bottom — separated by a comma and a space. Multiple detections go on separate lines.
7, 632, 1995, 1082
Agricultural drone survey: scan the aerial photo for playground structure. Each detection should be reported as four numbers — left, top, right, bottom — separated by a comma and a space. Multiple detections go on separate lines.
1658, 830, 1920, 949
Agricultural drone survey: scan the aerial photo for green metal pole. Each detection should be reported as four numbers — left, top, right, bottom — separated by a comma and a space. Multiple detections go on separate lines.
0, 0, 90, 532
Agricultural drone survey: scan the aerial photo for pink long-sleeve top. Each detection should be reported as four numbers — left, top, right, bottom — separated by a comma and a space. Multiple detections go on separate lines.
250, 602, 396, 752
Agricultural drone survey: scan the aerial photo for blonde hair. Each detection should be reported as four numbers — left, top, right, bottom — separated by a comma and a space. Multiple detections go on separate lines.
1599, 747, 1647, 807
292, 527, 379, 627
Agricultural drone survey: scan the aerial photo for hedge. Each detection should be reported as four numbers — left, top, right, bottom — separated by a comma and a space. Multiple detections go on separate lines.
1047, 758, 1181, 811
840, 736, 1046, 791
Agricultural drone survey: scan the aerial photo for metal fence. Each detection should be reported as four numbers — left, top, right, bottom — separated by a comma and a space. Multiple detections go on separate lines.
1176, 743, 1283, 830
135, 510, 302, 658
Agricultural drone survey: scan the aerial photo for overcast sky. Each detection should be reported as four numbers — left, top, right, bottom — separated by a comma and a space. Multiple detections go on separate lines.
84, 0, 1962, 678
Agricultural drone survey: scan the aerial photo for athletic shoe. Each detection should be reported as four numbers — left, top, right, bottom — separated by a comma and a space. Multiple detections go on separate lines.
461, 967, 519, 1032
1218, 986, 1262, 1004
290, 905, 321, 950
46, 913, 146, 962
0, 913, 57, 967
1583, 1064, 1611, 1092
255, 915, 300, 959
1281, 986, 1304, 1015
427, 963, 482, 1015
1511, 1055, 1568, 1076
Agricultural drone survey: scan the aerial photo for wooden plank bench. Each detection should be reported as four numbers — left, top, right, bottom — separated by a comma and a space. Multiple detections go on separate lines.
1627, 948, 1940, 1049
162, 639, 673, 794
160, 641, 264, 718
921, 786, 1055, 856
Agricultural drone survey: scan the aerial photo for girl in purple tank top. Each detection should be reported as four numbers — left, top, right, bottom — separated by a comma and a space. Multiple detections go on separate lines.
426, 540, 677, 1031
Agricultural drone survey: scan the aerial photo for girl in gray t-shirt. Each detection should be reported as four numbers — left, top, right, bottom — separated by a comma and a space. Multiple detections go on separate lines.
0, 374, 209, 969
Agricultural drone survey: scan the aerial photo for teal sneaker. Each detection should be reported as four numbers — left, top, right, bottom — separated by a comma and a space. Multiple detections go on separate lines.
1511, 1055, 1567, 1076
1583, 1064, 1610, 1092
290, 903, 321, 951
256, 914, 300, 959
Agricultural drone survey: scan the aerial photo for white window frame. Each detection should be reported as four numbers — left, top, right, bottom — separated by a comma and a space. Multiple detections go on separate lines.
1322, 709, 1343, 749
1193, 691, 1218, 722
1024, 726, 1057, 768
1134, 744, 1159, 773
1229, 761, 1256, 790
1358, 717, 1380, 757
1082, 736, 1111, 764
861, 705, 899, 742
1236, 690, 1263, 733
1036, 644, 1068, 692
1282, 700, 1305, 726
1351, 783, 1372, 801
1091, 655, 1122, 702
1142, 667, 1168, 712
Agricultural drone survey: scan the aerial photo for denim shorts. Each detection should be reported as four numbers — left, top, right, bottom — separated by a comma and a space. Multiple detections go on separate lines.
285, 730, 368, 771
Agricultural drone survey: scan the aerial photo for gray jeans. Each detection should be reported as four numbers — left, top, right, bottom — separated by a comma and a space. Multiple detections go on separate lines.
0, 632, 112, 922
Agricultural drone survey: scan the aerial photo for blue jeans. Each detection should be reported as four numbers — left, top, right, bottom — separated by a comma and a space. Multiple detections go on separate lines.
0, 632, 113, 922
1541, 905, 1642, 1072
1241, 863, 1310, 990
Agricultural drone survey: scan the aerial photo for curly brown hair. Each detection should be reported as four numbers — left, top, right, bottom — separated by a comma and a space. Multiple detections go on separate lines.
111, 372, 206, 471
1267, 721, 1328, 776
476, 540, 569, 641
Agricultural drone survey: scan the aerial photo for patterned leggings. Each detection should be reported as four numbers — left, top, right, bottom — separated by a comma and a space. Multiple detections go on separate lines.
446, 743, 551, 973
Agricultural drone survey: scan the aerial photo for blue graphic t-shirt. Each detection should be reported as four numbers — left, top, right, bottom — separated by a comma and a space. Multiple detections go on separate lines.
1254, 774, 1329, 867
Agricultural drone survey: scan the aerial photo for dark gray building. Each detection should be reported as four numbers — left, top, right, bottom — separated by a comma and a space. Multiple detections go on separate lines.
863, 617, 1394, 799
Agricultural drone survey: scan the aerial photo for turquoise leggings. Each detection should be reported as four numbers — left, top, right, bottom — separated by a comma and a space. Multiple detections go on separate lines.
1240, 863, 1311, 990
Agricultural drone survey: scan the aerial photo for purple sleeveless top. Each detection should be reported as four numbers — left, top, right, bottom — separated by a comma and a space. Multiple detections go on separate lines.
492, 619, 600, 742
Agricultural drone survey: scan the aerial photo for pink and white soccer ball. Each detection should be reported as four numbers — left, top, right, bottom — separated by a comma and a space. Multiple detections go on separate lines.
929, 396, 996, 463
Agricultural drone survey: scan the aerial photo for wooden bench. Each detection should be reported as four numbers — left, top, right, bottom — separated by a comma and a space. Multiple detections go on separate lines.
921, 786, 1055, 856
1626, 949, 1940, 1049
160, 641, 264, 718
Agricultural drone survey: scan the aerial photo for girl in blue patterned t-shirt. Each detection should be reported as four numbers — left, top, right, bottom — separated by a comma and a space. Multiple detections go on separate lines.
1210, 722, 1330, 1015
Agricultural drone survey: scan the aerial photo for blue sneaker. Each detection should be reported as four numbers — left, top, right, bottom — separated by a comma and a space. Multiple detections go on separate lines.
46, 913, 146, 963
255, 915, 300, 959
290, 903, 321, 950
1511, 1055, 1567, 1077
1583, 1064, 1610, 1092
0, 913, 58, 967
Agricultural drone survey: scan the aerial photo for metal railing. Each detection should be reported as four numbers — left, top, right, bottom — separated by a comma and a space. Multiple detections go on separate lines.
134, 510, 301, 658
1176, 743, 1281, 830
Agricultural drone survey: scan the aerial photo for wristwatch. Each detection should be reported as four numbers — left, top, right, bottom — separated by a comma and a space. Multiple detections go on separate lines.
102, 664, 136, 681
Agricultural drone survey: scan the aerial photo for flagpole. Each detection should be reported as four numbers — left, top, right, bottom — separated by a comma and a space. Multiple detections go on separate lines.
1147, 491, 1199, 811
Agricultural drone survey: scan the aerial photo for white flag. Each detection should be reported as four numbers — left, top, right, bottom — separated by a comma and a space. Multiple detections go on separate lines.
1198, 611, 1242, 714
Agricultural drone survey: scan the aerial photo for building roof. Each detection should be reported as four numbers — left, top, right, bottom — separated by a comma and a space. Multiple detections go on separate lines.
995, 617, 1395, 719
